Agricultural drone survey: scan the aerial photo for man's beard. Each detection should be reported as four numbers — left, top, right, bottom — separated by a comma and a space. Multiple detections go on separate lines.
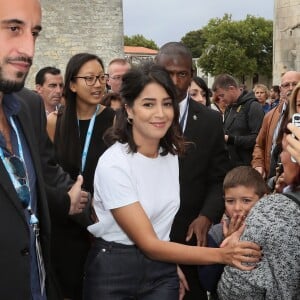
0, 69, 27, 93
0, 78, 25, 94
0, 57, 31, 93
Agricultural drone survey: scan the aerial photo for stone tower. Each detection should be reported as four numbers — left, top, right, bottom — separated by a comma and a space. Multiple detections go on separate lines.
26, 0, 124, 88
273, 0, 300, 84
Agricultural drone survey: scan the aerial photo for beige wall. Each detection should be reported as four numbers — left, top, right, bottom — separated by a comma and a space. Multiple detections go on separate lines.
26, 0, 124, 89
273, 0, 300, 84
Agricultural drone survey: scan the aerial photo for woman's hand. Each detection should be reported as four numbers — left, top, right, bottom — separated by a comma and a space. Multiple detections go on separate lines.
220, 224, 262, 270
177, 265, 189, 300
274, 172, 286, 193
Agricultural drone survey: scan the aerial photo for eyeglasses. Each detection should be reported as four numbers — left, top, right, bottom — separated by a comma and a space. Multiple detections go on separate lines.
109, 75, 123, 81
6, 155, 30, 208
281, 82, 298, 89
73, 74, 107, 86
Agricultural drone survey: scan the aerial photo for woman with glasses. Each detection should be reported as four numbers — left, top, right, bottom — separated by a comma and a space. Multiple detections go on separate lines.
47, 53, 115, 300
83, 62, 262, 300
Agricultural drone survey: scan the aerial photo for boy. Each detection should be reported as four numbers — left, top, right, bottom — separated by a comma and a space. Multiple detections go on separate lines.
198, 166, 268, 299
218, 132, 300, 299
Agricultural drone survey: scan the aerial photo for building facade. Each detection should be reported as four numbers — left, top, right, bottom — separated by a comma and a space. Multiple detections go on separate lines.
26, 0, 124, 88
273, 0, 300, 84
124, 46, 158, 65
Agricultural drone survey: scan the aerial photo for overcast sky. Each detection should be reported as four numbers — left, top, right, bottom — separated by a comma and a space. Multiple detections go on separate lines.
123, 0, 274, 46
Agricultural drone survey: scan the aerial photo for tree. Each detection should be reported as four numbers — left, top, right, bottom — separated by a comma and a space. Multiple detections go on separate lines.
181, 29, 206, 58
197, 14, 273, 80
124, 34, 158, 50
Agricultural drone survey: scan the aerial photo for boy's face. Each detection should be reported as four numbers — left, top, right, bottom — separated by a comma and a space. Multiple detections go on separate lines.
224, 185, 260, 218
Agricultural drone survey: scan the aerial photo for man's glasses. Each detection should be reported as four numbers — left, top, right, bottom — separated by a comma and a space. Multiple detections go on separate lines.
109, 75, 123, 81
73, 74, 107, 86
281, 82, 298, 89
6, 155, 30, 208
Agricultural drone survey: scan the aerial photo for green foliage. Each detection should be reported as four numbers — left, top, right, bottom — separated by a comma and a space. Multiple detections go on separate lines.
181, 29, 205, 58
196, 14, 273, 79
124, 34, 159, 50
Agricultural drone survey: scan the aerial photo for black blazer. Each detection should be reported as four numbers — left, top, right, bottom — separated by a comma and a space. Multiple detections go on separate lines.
170, 99, 231, 244
0, 88, 69, 299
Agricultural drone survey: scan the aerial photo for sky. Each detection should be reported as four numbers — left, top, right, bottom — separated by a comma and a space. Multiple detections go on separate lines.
123, 0, 274, 47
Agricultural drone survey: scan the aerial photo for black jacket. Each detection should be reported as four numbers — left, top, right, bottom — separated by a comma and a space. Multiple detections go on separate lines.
0, 88, 71, 299
171, 99, 231, 242
224, 91, 264, 167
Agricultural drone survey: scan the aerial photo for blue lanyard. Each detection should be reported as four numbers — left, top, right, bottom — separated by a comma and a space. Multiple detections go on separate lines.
78, 104, 100, 173
0, 117, 38, 224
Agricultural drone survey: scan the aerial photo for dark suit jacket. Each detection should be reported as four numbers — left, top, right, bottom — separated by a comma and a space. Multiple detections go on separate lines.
170, 99, 231, 245
0, 88, 70, 299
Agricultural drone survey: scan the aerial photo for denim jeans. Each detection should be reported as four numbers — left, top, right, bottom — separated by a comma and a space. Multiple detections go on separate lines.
83, 238, 179, 300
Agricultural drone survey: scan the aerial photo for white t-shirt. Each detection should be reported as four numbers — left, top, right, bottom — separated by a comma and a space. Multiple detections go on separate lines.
88, 142, 180, 245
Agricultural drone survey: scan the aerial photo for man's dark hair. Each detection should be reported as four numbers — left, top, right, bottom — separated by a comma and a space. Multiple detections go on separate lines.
155, 42, 193, 71
212, 74, 238, 92
35, 66, 61, 85
223, 166, 269, 197
272, 85, 280, 95
101, 92, 122, 107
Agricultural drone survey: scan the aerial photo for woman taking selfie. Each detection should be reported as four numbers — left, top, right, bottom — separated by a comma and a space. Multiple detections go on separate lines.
83, 63, 261, 300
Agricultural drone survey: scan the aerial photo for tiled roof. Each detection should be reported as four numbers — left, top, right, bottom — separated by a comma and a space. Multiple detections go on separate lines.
124, 46, 158, 55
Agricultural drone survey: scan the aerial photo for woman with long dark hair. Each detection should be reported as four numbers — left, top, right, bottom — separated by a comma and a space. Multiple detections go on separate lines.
47, 53, 115, 299
189, 76, 211, 106
83, 63, 262, 300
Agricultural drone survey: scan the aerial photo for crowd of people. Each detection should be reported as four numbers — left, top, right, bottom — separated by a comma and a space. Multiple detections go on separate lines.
0, 0, 299, 300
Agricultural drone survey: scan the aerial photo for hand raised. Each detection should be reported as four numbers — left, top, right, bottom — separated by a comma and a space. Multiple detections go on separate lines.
68, 175, 89, 215
222, 214, 245, 238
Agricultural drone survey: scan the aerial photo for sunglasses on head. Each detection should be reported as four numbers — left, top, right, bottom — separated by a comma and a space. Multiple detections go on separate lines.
5, 155, 30, 208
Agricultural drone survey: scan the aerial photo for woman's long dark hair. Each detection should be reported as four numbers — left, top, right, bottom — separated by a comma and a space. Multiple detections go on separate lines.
104, 62, 185, 156
191, 76, 211, 106
54, 53, 104, 176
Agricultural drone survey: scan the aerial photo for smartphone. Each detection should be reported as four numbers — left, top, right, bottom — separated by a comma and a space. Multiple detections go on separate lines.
291, 113, 300, 162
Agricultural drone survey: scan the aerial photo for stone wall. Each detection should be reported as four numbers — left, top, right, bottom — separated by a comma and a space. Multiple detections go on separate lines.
26, 0, 124, 89
273, 0, 300, 84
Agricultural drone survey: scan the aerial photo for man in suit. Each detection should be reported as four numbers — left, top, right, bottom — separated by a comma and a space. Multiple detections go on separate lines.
0, 0, 87, 298
35, 66, 64, 115
156, 42, 231, 299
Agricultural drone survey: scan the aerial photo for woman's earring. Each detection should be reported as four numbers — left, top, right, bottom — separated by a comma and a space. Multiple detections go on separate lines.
127, 117, 133, 125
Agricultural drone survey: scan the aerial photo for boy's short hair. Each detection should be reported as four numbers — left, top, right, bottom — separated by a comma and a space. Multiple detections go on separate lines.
223, 166, 269, 197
